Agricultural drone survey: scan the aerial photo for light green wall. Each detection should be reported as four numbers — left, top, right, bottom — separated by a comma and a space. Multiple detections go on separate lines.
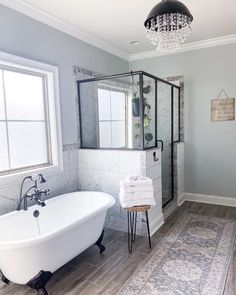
130, 44, 236, 198
0, 4, 128, 145
2, 4, 236, 198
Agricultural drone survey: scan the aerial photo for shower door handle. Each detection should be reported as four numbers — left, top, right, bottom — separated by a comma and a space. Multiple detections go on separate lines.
156, 140, 164, 152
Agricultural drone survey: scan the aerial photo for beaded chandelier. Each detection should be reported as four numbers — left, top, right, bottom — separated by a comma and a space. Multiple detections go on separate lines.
144, 0, 193, 51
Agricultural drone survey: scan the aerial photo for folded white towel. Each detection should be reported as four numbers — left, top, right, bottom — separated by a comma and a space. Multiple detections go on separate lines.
120, 192, 154, 199
120, 175, 153, 188
119, 193, 155, 208
119, 176, 155, 208
127, 175, 148, 181
119, 198, 156, 208
120, 179, 153, 188
120, 186, 154, 194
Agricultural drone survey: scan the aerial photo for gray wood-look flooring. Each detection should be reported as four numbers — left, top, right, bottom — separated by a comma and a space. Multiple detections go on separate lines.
1, 201, 236, 295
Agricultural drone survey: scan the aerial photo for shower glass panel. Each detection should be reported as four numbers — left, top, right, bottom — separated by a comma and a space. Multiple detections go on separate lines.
173, 87, 180, 142
157, 81, 172, 206
78, 74, 143, 149
77, 71, 180, 207
142, 75, 156, 149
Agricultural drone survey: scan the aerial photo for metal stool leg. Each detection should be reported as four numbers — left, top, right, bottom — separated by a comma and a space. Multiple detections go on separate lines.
145, 211, 152, 249
127, 211, 138, 253
132, 212, 137, 242
128, 211, 134, 253
127, 211, 132, 253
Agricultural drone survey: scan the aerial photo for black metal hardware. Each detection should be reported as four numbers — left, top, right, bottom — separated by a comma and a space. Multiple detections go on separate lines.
2, 274, 10, 284
145, 211, 152, 249
17, 174, 49, 211
139, 73, 144, 150
26, 270, 52, 295
77, 71, 180, 151
94, 230, 106, 253
77, 71, 181, 209
127, 210, 151, 253
153, 151, 159, 162
156, 139, 164, 152
170, 86, 174, 207
77, 70, 181, 88
144, 0, 193, 29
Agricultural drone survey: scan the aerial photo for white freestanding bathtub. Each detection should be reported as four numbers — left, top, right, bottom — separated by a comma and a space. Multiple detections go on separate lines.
0, 191, 115, 288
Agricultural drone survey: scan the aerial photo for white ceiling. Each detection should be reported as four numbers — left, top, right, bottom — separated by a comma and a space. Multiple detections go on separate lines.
4, 0, 236, 58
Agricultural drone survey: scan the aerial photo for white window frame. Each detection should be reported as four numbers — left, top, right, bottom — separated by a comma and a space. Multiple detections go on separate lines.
0, 51, 63, 187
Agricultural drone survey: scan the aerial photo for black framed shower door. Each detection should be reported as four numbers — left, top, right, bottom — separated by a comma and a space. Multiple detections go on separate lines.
77, 71, 181, 207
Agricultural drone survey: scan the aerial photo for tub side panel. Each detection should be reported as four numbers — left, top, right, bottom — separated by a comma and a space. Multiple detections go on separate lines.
0, 211, 106, 285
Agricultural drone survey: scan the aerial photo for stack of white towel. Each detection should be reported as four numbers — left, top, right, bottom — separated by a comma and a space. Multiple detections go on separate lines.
119, 175, 156, 208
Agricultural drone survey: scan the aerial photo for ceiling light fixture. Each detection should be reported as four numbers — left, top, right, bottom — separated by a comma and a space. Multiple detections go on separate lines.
144, 0, 193, 52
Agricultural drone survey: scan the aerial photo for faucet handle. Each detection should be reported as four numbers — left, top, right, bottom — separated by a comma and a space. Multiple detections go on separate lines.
40, 189, 50, 196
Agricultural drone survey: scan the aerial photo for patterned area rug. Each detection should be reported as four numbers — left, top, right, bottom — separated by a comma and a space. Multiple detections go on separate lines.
119, 213, 236, 295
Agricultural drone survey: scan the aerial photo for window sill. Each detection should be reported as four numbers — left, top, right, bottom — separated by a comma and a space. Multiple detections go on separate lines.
0, 164, 63, 188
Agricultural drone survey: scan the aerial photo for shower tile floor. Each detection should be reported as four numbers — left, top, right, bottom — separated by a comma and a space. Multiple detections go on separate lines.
1, 201, 236, 294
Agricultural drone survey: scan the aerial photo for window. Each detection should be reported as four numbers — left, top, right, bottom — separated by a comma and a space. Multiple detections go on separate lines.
0, 52, 62, 182
98, 88, 126, 148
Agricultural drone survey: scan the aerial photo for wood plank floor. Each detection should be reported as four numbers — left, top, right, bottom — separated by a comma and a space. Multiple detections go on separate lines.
0, 201, 236, 295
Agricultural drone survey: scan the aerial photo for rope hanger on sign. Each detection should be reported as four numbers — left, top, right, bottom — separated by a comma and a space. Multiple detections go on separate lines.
216, 89, 230, 100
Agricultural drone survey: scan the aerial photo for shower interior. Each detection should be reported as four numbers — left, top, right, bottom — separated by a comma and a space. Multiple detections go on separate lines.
77, 71, 181, 207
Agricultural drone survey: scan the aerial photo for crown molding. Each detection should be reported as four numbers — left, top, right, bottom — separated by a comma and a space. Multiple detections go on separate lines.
129, 34, 236, 61
0, 0, 129, 61
1, 0, 236, 63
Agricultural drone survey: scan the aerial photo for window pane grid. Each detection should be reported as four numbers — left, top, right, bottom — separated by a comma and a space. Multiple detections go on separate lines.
98, 87, 127, 148
0, 66, 51, 174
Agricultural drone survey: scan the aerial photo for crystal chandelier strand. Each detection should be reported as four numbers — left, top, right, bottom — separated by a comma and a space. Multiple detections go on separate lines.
146, 13, 192, 51
144, 0, 193, 52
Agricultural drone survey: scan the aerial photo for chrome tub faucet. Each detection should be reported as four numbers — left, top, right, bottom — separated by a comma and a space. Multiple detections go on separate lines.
16, 174, 50, 211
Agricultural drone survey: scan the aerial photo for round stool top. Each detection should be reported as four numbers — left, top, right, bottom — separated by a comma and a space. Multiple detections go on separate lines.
126, 205, 150, 212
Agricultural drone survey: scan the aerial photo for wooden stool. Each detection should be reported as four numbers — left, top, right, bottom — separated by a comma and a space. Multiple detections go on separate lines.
126, 205, 151, 253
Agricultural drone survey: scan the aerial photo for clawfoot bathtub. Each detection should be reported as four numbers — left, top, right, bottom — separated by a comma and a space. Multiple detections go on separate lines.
0, 191, 115, 294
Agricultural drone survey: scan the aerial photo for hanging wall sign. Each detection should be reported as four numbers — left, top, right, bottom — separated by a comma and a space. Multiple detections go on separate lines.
211, 90, 235, 121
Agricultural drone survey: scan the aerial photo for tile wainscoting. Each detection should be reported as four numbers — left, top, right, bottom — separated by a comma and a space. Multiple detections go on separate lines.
0, 144, 80, 215
78, 148, 163, 236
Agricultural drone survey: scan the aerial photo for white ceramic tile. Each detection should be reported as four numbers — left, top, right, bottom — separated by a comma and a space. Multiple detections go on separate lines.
147, 164, 161, 180
0, 147, 80, 215
153, 177, 162, 193
177, 142, 184, 156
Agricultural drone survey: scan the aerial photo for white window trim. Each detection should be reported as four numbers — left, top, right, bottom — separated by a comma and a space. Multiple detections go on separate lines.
0, 51, 63, 187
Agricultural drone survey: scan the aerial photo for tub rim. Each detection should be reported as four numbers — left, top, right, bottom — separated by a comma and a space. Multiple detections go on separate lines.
0, 191, 115, 250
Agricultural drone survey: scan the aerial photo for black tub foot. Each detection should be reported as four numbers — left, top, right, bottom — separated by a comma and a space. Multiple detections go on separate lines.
2, 274, 10, 284
37, 288, 48, 295
27, 270, 52, 295
95, 230, 106, 253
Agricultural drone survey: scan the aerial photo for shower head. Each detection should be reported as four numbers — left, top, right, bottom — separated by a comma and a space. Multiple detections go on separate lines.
38, 174, 46, 184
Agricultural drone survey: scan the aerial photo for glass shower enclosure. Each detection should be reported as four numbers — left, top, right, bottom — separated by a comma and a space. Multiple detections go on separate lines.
77, 71, 180, 207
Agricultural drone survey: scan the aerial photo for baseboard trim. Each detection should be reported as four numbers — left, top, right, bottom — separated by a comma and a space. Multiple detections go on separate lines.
181, 192, 236, 207
149, 212, 164, 236
178, 193, 185, 206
